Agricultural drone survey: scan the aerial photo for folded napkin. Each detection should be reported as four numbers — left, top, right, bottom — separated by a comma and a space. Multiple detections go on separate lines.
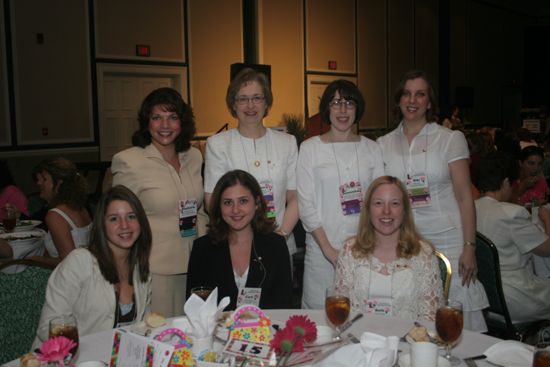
484, 340, 534, 367
183, 287, 230, 338
314, 332, 399, 367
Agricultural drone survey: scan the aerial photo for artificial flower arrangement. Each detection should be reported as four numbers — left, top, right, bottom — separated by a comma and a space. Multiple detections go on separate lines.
269, 315, 317, 367
36, 336, 77, 367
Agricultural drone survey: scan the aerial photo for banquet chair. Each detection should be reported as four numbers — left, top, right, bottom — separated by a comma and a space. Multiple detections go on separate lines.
474, 231, 550, 342
434, 250, 452, 300
0, 258, 54, 364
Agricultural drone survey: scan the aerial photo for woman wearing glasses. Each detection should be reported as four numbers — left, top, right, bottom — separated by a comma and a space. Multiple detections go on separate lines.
204, 68, 299, 256
297, 79, 383, 309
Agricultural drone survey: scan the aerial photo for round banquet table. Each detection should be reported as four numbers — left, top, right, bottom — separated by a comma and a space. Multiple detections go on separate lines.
5, 309, 502, 366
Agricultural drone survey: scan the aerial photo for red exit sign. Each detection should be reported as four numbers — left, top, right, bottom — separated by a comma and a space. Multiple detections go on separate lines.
136, 45, 150, 57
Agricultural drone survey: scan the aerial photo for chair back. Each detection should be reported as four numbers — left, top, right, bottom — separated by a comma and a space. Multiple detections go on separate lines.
434, 250, 452, 301
0, 259, 54, 364
474, 232, 515, 334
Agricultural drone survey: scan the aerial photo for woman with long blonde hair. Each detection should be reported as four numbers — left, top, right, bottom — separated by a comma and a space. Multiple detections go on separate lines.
335, 176, 442, 321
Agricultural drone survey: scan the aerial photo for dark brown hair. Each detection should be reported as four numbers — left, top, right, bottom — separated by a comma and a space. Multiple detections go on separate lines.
88, 185, 152, 284
132, 87, 196, 153
32, 157, 87, 209
318, 79, 365, 125
226, 68, 273, 118
207, 170, 276, 243
392, 69, 437, 124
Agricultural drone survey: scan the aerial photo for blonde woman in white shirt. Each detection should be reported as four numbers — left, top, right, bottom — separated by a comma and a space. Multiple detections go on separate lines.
377, 70, 488, 331
297, 80, 383, 309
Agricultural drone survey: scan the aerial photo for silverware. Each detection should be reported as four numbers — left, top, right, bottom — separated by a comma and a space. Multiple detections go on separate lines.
340, 313, 364, 333
314, 335, 353, 363
348, 333, 360, 343
464, 359, 478, 367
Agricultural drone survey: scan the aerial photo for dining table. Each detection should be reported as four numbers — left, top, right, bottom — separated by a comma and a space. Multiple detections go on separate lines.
0, 228, 45, 273
4, 309, 504, 367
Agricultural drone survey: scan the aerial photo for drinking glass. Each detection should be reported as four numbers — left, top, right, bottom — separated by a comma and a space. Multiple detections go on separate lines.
533, 342, 550, 367
2, 206, 16, 232
435, 300, 463, 366
325, 286, 350, 340
191, 286, 214, 301
49, 314, 79, 361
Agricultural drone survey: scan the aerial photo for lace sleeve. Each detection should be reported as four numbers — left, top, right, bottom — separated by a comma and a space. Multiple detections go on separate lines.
335, 240, 356, 292
416, 250, 444, 321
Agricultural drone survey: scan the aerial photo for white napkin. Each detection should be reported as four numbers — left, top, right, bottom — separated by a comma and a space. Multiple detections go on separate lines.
484, 340, 534, 367
314, 332, 399, 367
183, 287, 230, 338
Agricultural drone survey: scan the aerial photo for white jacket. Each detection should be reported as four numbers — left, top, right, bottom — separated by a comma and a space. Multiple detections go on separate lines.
33, 248, 151, 349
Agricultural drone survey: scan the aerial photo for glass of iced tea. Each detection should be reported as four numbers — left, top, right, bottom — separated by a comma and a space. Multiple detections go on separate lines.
325, 286, 350, 339
435, 300, 463, 366
49, 315, 79, 361
533, 342, 550, 367
2, 206, 17, 232
191, 286, 214, 301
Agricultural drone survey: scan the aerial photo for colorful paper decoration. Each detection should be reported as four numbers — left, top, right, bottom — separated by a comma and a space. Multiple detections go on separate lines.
226, 304, 273, 343
155, 328, 194, 367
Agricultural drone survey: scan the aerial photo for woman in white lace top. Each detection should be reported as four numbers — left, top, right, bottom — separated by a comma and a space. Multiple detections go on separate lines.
335, 176, 443, 321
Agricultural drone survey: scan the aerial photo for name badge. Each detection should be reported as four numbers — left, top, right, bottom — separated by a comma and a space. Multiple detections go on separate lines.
339, 181, 363, 215
406, 174, 431, 208
237, 287, 262, 307
365, 297, 393, 316
179, 199, 197, 237
260, 180, 277, 219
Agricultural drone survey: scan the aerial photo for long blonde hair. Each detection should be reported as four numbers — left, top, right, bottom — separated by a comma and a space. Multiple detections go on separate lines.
353, 176, 430, 259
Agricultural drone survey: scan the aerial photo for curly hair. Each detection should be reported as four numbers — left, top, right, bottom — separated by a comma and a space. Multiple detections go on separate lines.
353, 176, 431, 259
88, 185, 151, 284
32, 157, 87, 209
318, 79, 365, 125
392, 69, 437, 125
132, 87, 196, 153
207, 170, 276, 244
226, 67, 273, 118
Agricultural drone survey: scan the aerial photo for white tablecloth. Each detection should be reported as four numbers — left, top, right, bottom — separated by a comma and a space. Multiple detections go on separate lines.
3, 310, 502, 367
0, 229, 45, 274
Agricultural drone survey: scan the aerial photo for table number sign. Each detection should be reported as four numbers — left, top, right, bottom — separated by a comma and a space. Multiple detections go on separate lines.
109, 329, 174, 367
222, 338, 275, 365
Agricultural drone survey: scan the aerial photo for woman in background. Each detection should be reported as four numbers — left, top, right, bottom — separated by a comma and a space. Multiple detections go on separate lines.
204, 68, 299, 256
33, 157, 92, 262
377, 69, 488, 331
297, 79, 383, 309
187, 170, 292, 309
335, 176, 442, 321
0, 160, 29, 221
33, 185, 151, 346
511, 145, 549, 206
112, 87, 206, 317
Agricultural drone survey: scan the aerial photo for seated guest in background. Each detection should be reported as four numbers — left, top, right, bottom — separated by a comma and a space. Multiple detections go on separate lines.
33, 185, 152, 347
0, 160, 29, 221
511, 146, 549, 206
187, 170, 292, 309
32, 157, 92, 262
0, 239, 13, 258
474, 154, 550, 322
335, 176, 443, 321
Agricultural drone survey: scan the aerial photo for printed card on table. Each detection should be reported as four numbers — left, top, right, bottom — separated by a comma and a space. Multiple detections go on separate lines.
109, 329, 174, 367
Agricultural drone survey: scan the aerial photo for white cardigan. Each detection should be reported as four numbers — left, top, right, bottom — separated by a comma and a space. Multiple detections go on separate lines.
33, 248, 151, 349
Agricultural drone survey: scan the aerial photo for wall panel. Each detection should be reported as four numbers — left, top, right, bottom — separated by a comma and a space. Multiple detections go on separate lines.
0, 0, 9, 146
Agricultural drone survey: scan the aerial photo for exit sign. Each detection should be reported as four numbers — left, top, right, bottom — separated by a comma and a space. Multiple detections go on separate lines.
136, 45, 150, 57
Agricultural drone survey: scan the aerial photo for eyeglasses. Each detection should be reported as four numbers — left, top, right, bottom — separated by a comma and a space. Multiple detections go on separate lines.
235, 95, 266, 105
329, 98, 357, 109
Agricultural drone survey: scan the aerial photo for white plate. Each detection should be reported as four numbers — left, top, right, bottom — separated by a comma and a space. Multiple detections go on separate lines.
10, 220, 42, 232
0, 230, 44, 243
304, 325, 337, 347
398, 353, 451, 367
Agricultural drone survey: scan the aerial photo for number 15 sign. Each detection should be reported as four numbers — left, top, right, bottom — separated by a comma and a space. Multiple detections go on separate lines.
223, 338, 276, 365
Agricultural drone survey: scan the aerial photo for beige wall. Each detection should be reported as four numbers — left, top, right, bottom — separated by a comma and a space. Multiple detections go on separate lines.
188, 0, 242, 135
11, 0, 92, 144
0, 0, 8, 146
95, 0, 185, 61
259, 0, 304, 126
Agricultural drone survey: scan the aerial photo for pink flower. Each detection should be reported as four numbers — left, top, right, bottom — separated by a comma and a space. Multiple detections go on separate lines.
270, 327, 301, 354
286, 315, 317, 344
37, 336, 77, 367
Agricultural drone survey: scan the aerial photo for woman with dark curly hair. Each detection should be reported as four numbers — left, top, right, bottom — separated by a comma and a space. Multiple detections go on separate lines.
187, 170, 292, 309
111, 87, 206, 317
33, 185, 152, 346
335, 176, 443, 321
32, 157, 91, 261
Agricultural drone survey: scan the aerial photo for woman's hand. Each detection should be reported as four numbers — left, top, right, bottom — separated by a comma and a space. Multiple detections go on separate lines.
459, 245, 477, 286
